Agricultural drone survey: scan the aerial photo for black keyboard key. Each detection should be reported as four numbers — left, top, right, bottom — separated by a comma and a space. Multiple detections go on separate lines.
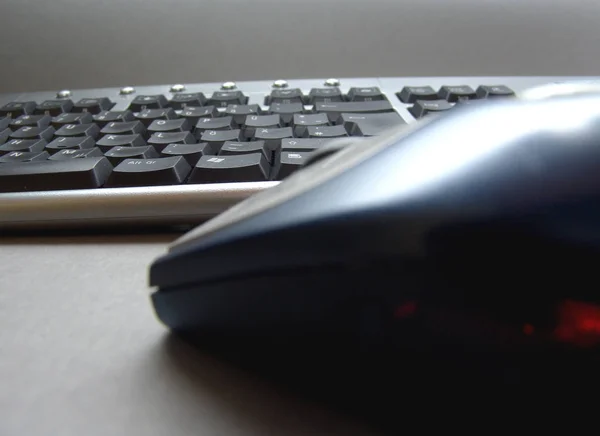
347, 87, 385, 102
208, 90, 248, 107
128, 95, 168, 112
225, 104, 262, 125
194, 116, 236, 135
0, 117, 9, 131
10, 114, 51, 129
243, 114, 281, 137
105, 156, 191, 187
0, 151, 49, 163
0, 139, 47, 154
438, 85, 477, 102
168, 93, 207, 110
104, 145, 159, 165
54, 123, 100, 139
10, 126, 55, 141
292, 113, 329, 136
219, 140, 271, 162
0, 101, 36, 118
199, 129, 242, 150
397, 86, 438, 103
408, 100, 454, 118
48, 148, 104, 160
100, 121, 146, 137
273, 151, 312, 179
93, 110, 135, 127
281, 138, 327, 152
315, 101, 394, 121
269, 103, 304, 125
338, 112, 405, 136
253, 127, 293, 147
307, 88, 344, 104
45, 136, 95, 153
179, 106, 218, 123
96, 134, 146, 151
265, 88, 304, 105
189, 153, 269, 183
476, 85, 516, 99
147, 131, 195, 151
148, 118, 190, 134
0, 156, 113, 192
161, 143, 214, 165
304, 125, 347, 138
134, 108, 177, 127
51, 112, 94, 129
0, 128, 10, 144
72, 98, 113, 114
35, 100, 74, 116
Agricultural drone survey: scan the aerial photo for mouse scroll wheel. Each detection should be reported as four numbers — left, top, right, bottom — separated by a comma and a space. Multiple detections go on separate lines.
303, 138, 364, 168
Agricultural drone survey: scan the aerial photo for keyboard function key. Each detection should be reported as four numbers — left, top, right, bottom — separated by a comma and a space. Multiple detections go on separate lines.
0, 138, 47, 154
105, 156, 191, 187
397, 86, 438, 103
346, 87, 386, 102
10, 126, 55, 141
265, 88, 304, 105
168, 92, 207, 110
0, 156, 113, 192
93, 110, 135, 127
0, 151, 50, 163
96, 134, 146, 151
48, 148, 104, 160
208, 90, 248, 107
0, 101, 37, 118
72, 98, 114, 114
408, 100, 454, 118
134, 108, 177, 127
54, 123, 100, 138
476, 85, 516, 99
128, 95, 168, 112
51, 112, 94, 129
100, 120, 146, 136
189, 153, 270, 184
35, 99, 74, 116
307, 88, 344, 104
45, 136, 95, 153
104, 145, 159, 165
438, 85, 477, 102
160, 143, 214, 165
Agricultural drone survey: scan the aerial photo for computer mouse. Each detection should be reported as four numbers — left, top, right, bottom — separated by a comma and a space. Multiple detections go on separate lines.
150, 88, 600, 359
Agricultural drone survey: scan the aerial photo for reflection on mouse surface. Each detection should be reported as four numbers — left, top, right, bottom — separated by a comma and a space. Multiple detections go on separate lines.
150, 88, 600, 373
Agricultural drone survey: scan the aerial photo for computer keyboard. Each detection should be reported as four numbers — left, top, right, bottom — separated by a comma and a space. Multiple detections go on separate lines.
0, 76, 595, 229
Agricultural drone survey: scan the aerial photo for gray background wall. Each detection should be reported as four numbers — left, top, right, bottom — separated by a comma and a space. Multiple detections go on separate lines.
0, 0, 599, 93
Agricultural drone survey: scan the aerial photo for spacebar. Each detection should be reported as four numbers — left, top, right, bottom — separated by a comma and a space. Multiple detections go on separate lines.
0, 157, 113, 192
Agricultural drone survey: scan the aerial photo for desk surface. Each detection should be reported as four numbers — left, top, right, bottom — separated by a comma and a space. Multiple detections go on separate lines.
1, 234, 383, 435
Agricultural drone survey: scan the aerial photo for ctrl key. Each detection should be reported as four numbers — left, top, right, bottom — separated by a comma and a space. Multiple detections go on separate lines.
105, 156, 191, 187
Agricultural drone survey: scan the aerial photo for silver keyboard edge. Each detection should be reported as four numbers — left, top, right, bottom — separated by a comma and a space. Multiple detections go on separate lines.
1, 76, 599, 229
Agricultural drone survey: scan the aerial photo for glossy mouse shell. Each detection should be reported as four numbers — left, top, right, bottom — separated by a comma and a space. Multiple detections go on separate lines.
151, 94, 600, 351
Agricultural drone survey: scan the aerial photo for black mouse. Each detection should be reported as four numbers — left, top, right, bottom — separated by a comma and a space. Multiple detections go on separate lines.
150, 89, 600, 363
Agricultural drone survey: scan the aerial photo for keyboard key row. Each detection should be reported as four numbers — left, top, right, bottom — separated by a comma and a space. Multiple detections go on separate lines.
398, 84, 514, 103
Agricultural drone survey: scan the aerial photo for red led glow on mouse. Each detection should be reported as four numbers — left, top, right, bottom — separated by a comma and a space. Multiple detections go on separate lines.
394, 301, 417, 319
555, 300, 600, 347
